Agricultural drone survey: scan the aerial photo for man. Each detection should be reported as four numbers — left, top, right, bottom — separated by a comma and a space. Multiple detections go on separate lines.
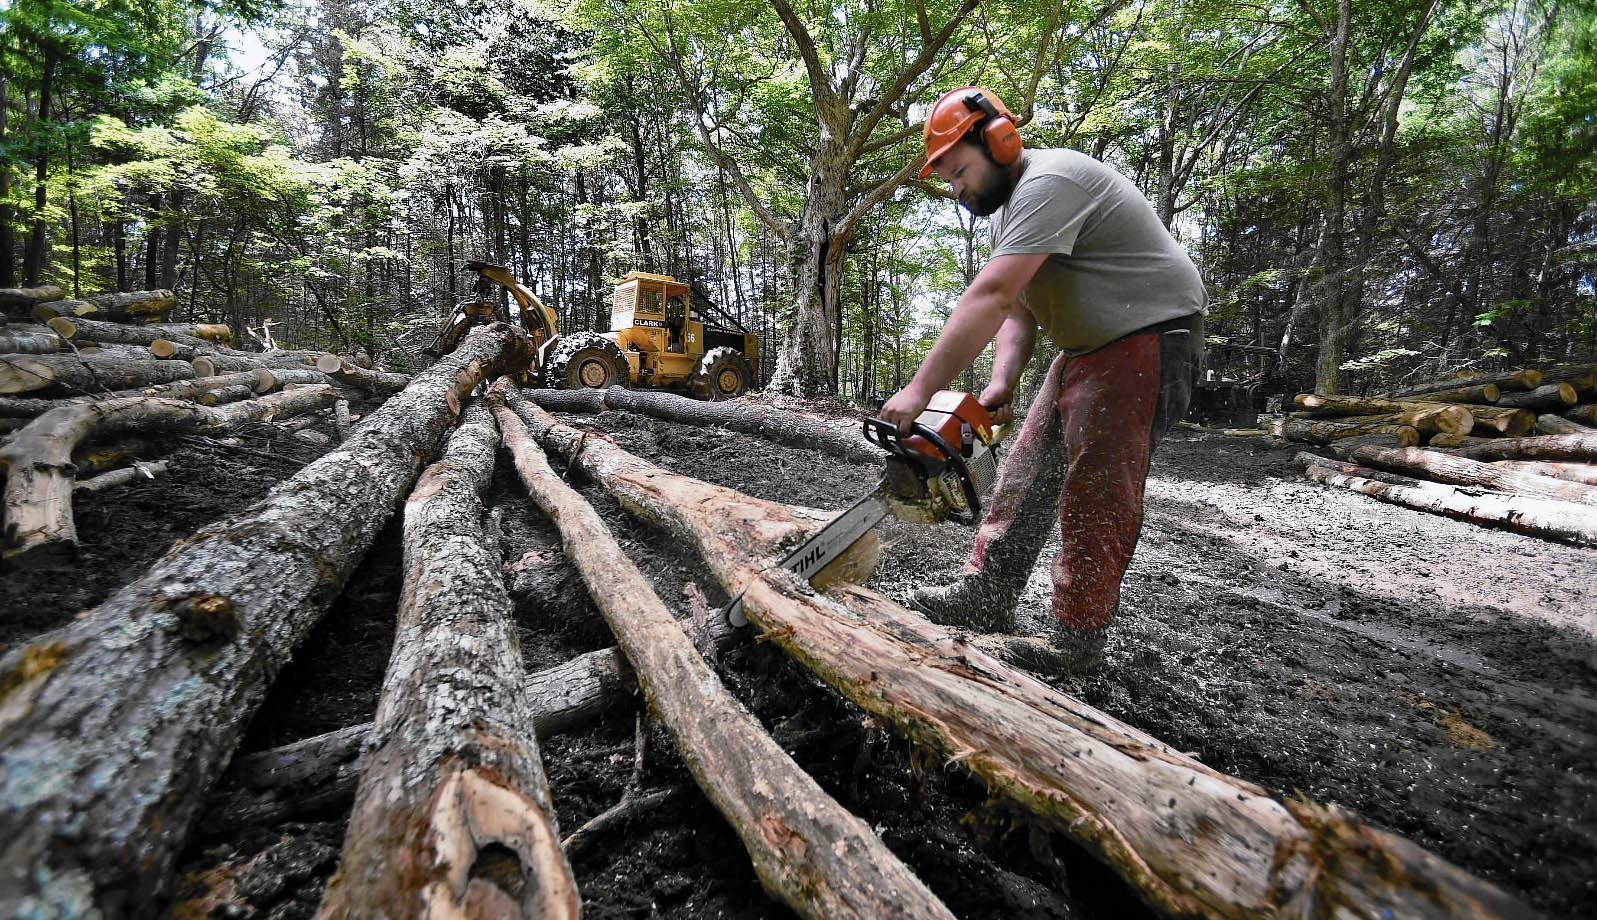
879, 86, 1205, 673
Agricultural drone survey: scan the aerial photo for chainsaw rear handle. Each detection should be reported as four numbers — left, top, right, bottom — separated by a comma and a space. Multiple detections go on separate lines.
862, 416, 982, 521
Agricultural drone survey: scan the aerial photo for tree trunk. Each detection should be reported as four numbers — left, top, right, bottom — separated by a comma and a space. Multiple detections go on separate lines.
490, 385, 953, 920
0, 284, 66, 319
0, 71, 13, 288
0, 353, 196, 396
1565, 405, 1597, 425
1463, 406, 1536, 436
1490, 460, 1597, 485
0, 324, 534, 916
316, 405, 578, 919
1385, 369, 1542, 398
31, 289, 177, 323
1434, 432, 1597, 462
769, 174, 847, 397
506, 390, 1528, 920
525, 385, 880, 463
22, 51, 56, 286
311, 354, 410, 395
1412, 383, 1499, 404
1536, 414, 1590, 436
1493, 382, 1578, 410
1292, 394, 1473, 435
0, 328, 65, 354
1272, 416, 1420, 446
46, 315, 219, 349
1334, 444, 1597, 505
0, 372, 268, 419
1297, 452, 1597, 546
0, 386, 340, 566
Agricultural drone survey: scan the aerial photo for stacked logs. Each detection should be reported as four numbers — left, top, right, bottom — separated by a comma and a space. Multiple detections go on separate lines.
0, 284, 410, 568
1275, 365, 1597, 544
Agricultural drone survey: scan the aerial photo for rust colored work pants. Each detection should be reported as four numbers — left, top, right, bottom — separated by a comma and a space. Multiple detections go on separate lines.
965, 316, 1199, 635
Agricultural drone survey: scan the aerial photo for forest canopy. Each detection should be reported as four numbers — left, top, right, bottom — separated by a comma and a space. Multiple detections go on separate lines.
1, 0, 1593, 397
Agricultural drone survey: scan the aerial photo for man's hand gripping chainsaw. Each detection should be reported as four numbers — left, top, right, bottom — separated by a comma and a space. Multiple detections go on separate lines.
725, 390, 1005, 627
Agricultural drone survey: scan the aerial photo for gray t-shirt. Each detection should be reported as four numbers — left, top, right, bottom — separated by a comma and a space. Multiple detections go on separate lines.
988, 148, 1206, 355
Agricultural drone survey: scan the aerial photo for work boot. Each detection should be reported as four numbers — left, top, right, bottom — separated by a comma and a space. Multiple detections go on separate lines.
988, 625, 1107, 676
906, 575, 1021, 633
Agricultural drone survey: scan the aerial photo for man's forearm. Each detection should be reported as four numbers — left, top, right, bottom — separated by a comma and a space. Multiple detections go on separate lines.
989, 310, 1036, 395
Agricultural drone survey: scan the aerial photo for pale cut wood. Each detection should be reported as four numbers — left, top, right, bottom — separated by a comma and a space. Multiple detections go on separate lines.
507, 389, 1529, 920
74, 460, 169, 493
46, 315, 212, 351
1438, 432, 1597, 462
30, 298, 99, 321
1294, 393, 1474, 429
1494, 382, 1578, 410
1334, 444, 1597, 505
0, 323, 535, 916
0, 328, 65, 354
1464, 405, 1536, 436
1297, 452, 1597, 545
192, 352, 320, 377
526, 385, 883, 463
199, 384, 258, 407
1271, 416, 1421, 446
1536, 414, 1591, 435
1413, 383, 1499, 404
1490, 460, 1597, 486
490, 384, 951, 920
0, 352, 195, 396
316, 405, 578, 919
0, 284, 66, 318
1385, 368, 1542, 398
0, 386, 341, 566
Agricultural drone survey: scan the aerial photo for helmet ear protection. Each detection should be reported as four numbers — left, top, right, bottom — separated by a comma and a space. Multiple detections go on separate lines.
962, 91, 1023, 166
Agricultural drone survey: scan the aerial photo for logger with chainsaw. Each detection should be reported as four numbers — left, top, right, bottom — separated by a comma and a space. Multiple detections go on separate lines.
880, 87, 1206, 674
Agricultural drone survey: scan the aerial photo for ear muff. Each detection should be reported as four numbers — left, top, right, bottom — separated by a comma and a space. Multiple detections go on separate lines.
962, 91, 1023, 166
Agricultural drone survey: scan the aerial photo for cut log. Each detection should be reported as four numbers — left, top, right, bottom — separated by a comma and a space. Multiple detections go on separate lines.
0, 323, 535, 916
316, 405, 578, 919
489, 384, 953, 920
74, 460, 169, 493
1385, 368, 1542, 398
1565, 404, 1597, 425
30, 290, 177, 323
29, 298, 99, 321
199, 384, 259, 407
1536, 414, 1591, 435
0, 373, 277, 420
1291, 394, 1475, 436
1271, 416, 1421, 446
506, 389, 1529, 920
1433, 432, 1597, 463
526, 385, 883, 464
1493, 382, 1578, 411
74, 438, 157, 475
0, 328, 66, 354
1464, 405, 1536, 436
192, 352, 320, 377
1426, 433, 1496, 449
1412, 383, 1499, 404
0, 283, 66, 318
0, 385, 341, 566
313, 354, 410, 395
46, 315, 212, 351
1490, 460, 1597, 486
0, 352, 196, 396
1359, 407, 1473, 437
1333, 444, 1597, 505
1297, 452, 1597, 545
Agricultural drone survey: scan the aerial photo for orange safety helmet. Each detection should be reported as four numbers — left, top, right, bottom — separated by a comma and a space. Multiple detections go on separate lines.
920, 87, 1023, 178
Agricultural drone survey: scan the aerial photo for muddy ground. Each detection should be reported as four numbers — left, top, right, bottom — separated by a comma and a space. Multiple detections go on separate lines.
2, 395, 1593, 919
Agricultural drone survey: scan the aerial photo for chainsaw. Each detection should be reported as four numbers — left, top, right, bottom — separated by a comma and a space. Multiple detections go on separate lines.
725, 390, 1007, 627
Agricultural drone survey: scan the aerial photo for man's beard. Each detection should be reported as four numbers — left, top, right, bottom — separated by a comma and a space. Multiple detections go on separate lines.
962, 166, 1014, 217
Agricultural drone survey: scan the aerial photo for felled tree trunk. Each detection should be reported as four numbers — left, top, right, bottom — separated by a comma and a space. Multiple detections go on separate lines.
31, 290, 177, 323
1566, 405, 1597, 425
0, 323, 534, 917
1385, 368, 1542, 398
1298, 452, 1597, 546
316, 405, 578, 919
1333, 443, 1597, 505
46, 315, 214, 351
1491, 460, 1597, 485
0, 372, 281, 420
1537, 414, 1590, 435
313, 353, 410, 395
1272, 416, 1420, 446
1438, 432, 1597, 462
0, 283, 66, 318
506, 390, 1528, 920
490, 385, 952, 920
192, 352, 321, 376
1, 385, 340, 566
526, 385, 882, 463
1413, 383, 1499, 404
1494, 382, 1578, 410
0, 326, 65, 354
1464, 405, 1536, 436
0, 352, 195, 396
1293, 393, 1474, 431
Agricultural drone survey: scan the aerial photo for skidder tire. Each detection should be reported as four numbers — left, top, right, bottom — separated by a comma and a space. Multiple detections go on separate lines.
691, 346, 753, 401
546, 332, 626, 390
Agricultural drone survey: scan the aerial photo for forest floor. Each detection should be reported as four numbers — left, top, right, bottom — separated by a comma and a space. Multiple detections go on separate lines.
3, 394, 1594, 919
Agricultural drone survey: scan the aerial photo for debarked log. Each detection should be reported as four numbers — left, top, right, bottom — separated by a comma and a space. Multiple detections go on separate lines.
490, 383, 952, 920
0, 386, 341, 567
506, 391, 1531, 920
1297, 452, 1597, 546
526, 385, 882, 464
316, 405, 577, 919
1331, 443, 1597, 505
1438, 431, 1597, 463
0, 352, 195, 396
0, 323, 536, 916
1489, 460, 1597, 485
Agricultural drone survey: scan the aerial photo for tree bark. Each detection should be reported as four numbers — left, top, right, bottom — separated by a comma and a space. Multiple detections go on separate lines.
0, 353, 196, 396
1462, 406, 1537, 436
1433, 432, 1597, 462
46, 315, 218, 350
316, 405, 578, 919
490, 384, 952, 920
1384, 369, 1542, 398
0, 284, 66, 319
1564, 405, 1597, 425
191, 352, 323, 377
1333, 444, 1597, 505
1490, 460, 1597, 485
74, 460, 169, 493
525, 385, 881, 463
0, 324, 534, 916
1271, 416, 1420, 446
1292, 394, 1473, 435
506, 389, 1528, 920
1536, 414, 1590, 436
312, 354, 410, 395
30, 290, 176, 323
0, 373, 275, 419
1412, 383, 1499, 404
0, 386, 341, 566
1297, 452, 1597, 546
0, 328, 65, 354
1493, 382, 1578, 411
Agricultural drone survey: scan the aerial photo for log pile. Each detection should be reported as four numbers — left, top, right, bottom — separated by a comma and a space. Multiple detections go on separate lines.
0, 285, 411, 568
1271, 365, 1597, 544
